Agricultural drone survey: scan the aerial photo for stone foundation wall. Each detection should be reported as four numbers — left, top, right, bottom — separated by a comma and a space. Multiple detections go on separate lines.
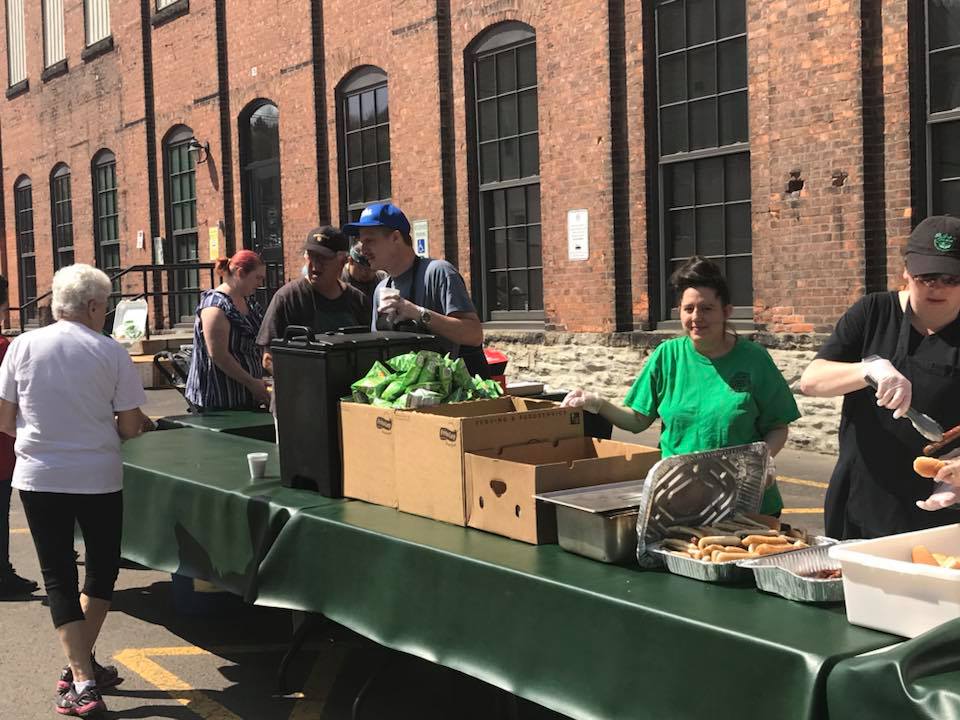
486, 330, 843, 456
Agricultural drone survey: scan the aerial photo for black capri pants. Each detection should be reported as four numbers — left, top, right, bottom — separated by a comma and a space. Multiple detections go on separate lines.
19, 490, 123, 628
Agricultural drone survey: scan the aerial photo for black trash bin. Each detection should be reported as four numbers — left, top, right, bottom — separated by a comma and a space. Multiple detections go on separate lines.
270, 326, 441, 495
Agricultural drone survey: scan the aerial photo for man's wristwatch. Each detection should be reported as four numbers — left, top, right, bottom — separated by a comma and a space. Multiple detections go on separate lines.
418, 306, 432, 327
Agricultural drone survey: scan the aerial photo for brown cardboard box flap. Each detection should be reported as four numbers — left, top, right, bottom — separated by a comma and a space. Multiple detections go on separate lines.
395, 400, 584, 526
341, 402, 399, 508
465, 438, 661, 544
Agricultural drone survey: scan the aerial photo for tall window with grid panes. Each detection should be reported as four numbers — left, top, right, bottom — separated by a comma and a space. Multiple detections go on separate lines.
164, 127, 200, 321
471, 22, 542, 321
93, 150, 121, 310
338, 68, 391, 224
655, 0, 751, 319
13, 176, 36, 321
50, 164, 74, 270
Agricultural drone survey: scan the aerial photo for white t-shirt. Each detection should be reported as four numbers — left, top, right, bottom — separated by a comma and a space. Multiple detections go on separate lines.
0, 320, 147, 494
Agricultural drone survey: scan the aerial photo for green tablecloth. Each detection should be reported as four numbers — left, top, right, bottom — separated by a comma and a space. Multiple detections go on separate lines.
157, 410, 276, 442
828, 619, 960, 719
121, 428, 338, 599
255, 501, 900, 720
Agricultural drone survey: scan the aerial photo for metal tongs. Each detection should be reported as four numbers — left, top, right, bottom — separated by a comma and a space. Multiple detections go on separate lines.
862, 364, 944, 443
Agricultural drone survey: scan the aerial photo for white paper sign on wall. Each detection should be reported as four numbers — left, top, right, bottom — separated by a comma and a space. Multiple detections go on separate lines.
567, 209, 589, 261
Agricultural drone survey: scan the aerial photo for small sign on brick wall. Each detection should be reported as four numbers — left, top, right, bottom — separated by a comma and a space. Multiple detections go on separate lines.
567, 209, 589, 261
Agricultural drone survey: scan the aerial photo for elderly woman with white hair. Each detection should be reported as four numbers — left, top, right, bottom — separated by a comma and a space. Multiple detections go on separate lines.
0, 264, 152, 717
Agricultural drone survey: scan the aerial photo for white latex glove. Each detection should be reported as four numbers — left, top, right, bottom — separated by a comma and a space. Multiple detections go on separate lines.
561, 389, 604, 414
917, 483, 960, 511
917, 450, 960, 512
764, 457, 777, 489
862, 357, 912, 419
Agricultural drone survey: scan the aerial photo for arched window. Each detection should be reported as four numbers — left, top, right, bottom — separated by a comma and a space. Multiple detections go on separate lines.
163, 125, 199, 322
92, 149, 120, 305
469, 22, 542, 319
239, 100, 284, 296
50, 163, 74, 270
13, 175, 36, 319
336, 66, 391, 223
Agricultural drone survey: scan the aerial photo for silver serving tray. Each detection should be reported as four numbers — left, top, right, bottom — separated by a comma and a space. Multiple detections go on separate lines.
537, 481, 647, 563
648, 543, 755, 583
536, 479, 646, 514
649, 536, 835, 585
738, 541, 843, 602
635, 443, 769, 567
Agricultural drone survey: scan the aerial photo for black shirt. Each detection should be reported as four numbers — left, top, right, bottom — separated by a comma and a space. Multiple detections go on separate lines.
816, 291, 960, 538
256, 278, 370, 347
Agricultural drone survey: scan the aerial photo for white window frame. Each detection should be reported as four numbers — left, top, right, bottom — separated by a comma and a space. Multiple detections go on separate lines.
6, 0, 26, 86
42, 0, 66, 68
84, 0, 110, 46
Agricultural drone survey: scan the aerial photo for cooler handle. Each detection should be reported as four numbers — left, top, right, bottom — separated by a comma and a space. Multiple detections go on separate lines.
282, 325, 313, 342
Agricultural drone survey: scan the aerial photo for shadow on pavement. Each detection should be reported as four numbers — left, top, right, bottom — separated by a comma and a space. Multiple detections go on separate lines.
110, 575, 571, 720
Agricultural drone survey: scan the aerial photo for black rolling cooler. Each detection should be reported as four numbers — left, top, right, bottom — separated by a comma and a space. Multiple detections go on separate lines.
270, 327, 441, 496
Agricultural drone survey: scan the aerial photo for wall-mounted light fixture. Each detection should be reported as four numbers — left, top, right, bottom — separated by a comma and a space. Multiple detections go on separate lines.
186, 137, 210, 164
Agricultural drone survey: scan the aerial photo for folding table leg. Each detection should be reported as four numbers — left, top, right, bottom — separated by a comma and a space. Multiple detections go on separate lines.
350, 654, 392, 720
276, 610, 328, 694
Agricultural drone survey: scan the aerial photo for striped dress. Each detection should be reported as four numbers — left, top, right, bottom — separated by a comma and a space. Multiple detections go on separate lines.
185, 289, 264, 411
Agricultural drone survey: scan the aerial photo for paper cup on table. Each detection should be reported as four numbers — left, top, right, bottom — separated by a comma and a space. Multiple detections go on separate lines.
247, 452, 269, 480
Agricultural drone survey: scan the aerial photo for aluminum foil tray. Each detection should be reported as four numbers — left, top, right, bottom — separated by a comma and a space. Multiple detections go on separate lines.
738, 540, 843, 602
635, 443, 769, 567
648, 543, 755, 583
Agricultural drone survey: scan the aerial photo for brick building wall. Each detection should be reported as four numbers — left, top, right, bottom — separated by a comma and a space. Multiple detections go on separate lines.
0, 0, 932, 338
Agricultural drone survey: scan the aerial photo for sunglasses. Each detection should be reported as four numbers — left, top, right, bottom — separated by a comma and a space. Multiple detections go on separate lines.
912, 273, 960, 288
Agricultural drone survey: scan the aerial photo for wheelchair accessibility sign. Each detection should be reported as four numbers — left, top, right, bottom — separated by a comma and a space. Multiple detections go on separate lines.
413, 219, 429, 258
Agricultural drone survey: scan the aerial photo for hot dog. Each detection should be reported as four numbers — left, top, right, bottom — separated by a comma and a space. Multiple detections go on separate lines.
923, 422, 960, 456
741, 534, 789, 547
713, 550, 758, 563
754, 543, 795, 556
697, 535, 742, 550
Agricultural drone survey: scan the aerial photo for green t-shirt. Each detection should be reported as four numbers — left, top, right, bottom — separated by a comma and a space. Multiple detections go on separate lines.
624, 336, 801, 515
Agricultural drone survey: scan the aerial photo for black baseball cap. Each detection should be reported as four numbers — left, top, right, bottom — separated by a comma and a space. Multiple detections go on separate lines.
905, 215, 960, 276
304, 226, 348, 257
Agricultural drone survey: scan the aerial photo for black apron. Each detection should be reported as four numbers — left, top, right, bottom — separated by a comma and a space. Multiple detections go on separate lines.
376, 257, 490, 379
825, 299, 960, 539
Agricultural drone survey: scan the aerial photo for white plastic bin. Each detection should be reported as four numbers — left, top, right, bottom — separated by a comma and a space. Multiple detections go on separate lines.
829, 523, 960, 638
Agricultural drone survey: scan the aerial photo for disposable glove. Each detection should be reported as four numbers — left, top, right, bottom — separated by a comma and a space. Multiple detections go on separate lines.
862, 356, 912, 419
561, 389, 604, 414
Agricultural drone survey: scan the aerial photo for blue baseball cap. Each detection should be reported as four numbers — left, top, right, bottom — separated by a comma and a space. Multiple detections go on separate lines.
343, 203, 411, 236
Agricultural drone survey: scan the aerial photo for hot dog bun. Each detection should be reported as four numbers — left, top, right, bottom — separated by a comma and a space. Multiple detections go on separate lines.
914, 457, 946, 479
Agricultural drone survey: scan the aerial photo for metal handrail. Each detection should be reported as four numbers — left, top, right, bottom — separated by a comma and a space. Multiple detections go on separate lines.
11, 262, 217, 333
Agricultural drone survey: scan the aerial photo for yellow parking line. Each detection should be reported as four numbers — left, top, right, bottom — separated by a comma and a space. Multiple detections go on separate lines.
777, 476, 829, 489
114, 648, 243, 720
782, 507, 824, 515
289, 644, 347, 720
10, 528, 29, 534
114, 644, 343, 720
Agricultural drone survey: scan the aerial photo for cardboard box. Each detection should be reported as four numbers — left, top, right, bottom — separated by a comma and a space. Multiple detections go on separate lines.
341, 401, 400, 507
393, 397, 585, 525
465, 438, 661, 544
341, 397, 582, 517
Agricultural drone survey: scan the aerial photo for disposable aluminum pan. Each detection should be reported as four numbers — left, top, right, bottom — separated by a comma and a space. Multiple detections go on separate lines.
738, 540, 844, 602
635, 443, 769, 568
537, 480, 646, 564
648, 542, 755, 583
